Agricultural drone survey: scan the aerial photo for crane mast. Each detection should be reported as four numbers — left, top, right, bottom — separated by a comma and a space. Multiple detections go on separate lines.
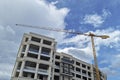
91, 35, 100, 80
16, 24, 109, 80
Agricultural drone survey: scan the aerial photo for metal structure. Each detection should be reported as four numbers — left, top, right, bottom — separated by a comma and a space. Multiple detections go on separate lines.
16, 24, 109, 80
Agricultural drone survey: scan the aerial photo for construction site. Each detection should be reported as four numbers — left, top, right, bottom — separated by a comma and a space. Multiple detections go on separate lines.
1, 0, 120, 80
10, 24, 109, 80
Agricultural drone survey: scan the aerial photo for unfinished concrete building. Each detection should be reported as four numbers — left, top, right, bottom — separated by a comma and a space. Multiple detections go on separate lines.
11, 32, 107, 80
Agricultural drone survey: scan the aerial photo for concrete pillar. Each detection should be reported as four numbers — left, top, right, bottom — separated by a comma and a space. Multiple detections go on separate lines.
51, 41, 54, 47
91, 65, 94, 80
19, 61, 25, 77
34, 63, 39, 79
11, 62, 19, 77
51, 52, 55, 80
50, 50, 53, 62
24, 44, 29, 57
38, 46, 41, 60
41, 39, 43, 45
48, 50, 54, 80
18, 45, 23, 57
48, 66, 51, 80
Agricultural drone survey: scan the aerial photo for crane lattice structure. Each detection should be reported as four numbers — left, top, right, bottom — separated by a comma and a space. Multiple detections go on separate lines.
16, 24, 109, 80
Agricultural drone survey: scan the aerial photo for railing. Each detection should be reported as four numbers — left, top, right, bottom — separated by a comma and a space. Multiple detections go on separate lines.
41, 52, 50, 57
38, 69, 48, 73
28, 50, 39, 54
61, 58, 74, 64
76, 71, 81, 74
22, 49, 26, 52
82, 73, 87, 76
24, 66, 36, 71
29, 49, 39, 53
61, 72, 73, 76
17, 67, 21, 70
55, 65, 60, 69
71, 69, 74, 73
41, 52, 49, 55
88, 74, 91, 77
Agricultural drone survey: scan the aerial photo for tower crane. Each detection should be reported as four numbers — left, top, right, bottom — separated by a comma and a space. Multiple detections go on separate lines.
16, 24, 109, 80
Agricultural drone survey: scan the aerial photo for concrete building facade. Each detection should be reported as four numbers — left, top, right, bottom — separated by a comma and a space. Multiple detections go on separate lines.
54, 52, 107, 80
11, 32, 107, 80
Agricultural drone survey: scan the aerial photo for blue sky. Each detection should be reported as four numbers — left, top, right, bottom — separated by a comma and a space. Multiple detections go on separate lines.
0, 0, 120, 80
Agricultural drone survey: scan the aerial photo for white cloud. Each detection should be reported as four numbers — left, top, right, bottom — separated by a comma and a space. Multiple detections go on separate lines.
0, 63, 13, 80
102, 9, 111, 17
0, 25, 4, 30
58, 27, 120, 66
97, 29, 120, 76
101, 67, 117, 76
110, 54, 120, 68
84, 14, 104, 27
0, 0, 69, 79
57, 47, 93, 63
51, 1, 59, 5
100, 60, 109, 64
0, 0, 119, 79
100, 54, 120, 76
6, 26, 15, 34
94, 28, 120, 49
0, 25, 15, 40
83, 9, 111, 27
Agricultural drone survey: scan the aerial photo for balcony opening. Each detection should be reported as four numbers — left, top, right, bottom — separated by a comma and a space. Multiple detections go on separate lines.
76, 62, 80, 66
37, 74, 48, 80
41, 47, 51, 55
25, 61, 36, 69
27, 52, 38, 59
29, 44, 39, 53
76, 67, 81, 72
82, 70, 87, 75
62, 67, 70, 74
20, 53, 24, 58
88, 66, 91, 70
23, 71, 35, 78
88, 78, 92, 80
39, 64, 49, 70
54, 75, 59, 80
38, 64, 49, 75
72, 66, 74, 70
76, 74, 81, 78
43, 40, 52, 45
23, 72, 27, 77
22, 45, 26, 52
62, 63, 68, 68
61, 57, 74, 64
55, 69, 60, 73
25, 37, 28, 42
31, 36, 41, 43
55, 55, 60, 59
82, 64, 86, 68
88, 72, 91, 77
17, 62, 22, 69
40, 55, 50, 61
15, 72, 19, 77
82, 76, 87, 80
72, 73, 75, 77
55, 62, 60, 66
